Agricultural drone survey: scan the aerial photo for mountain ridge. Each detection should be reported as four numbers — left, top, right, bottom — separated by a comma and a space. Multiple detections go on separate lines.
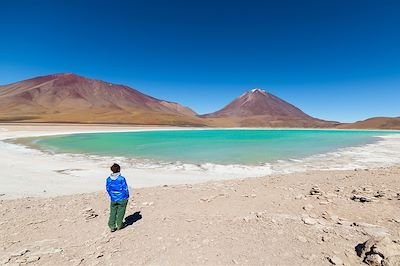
0, 73, 205, 126
1, 73, 397, 129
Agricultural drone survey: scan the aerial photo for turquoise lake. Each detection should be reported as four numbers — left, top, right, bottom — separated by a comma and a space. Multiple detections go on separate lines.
26, 130, 400, 165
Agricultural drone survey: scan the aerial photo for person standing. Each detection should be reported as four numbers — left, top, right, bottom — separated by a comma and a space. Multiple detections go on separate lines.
106, 163, 129, 232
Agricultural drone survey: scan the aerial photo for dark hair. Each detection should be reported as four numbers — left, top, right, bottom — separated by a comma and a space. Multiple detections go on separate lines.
111, 163, 120, 173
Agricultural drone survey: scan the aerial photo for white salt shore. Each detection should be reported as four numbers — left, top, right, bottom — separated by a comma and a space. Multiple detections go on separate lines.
1, 124, 400, 199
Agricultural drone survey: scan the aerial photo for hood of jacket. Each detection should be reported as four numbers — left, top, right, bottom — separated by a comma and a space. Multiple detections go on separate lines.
110, 172, 121, 180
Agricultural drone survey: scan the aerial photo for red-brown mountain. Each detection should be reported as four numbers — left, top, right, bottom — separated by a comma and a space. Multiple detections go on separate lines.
203, 88, 337, 127
0, 73, 205, 125
0, 75, 338, 127
338, 117, 400, 130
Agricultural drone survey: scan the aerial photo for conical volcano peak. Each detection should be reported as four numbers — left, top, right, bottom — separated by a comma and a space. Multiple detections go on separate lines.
204, 87, 315, 120
250, 88, 267, 95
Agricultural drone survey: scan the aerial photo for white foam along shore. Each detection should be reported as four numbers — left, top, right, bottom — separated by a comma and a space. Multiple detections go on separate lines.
1, 124, 400, 199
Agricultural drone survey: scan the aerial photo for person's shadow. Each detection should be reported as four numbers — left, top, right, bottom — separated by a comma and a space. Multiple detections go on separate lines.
124, 211, 142, 227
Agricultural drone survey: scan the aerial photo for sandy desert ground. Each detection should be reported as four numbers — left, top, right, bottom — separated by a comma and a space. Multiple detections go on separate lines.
0, 124, 399, 265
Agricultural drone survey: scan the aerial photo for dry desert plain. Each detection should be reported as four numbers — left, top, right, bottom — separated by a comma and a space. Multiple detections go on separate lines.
0, 124, 399, 266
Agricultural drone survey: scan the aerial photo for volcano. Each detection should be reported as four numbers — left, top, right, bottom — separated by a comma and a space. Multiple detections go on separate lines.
203, 88, 336, 127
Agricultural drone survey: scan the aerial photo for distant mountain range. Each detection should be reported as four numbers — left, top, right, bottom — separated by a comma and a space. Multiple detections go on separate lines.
338, 117, 400, 130
0, 73, 397, 129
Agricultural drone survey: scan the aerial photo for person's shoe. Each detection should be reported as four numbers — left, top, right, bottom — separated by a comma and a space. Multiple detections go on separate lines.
117, 223, 126, 230
110, 228, 117, 232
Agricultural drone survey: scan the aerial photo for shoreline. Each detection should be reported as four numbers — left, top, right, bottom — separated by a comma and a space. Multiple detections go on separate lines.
1, 124, 400, 200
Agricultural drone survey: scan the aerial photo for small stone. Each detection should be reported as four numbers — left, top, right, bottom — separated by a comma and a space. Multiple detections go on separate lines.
302, 217, 317, 225
11, 248, 30, 257
15, 258, 27, 263
364, 254, 383, 265
243, 216, 251, 222
328, 255, 343, 265
310, 186, 322, 196
303, 204, 314, 211
83, 207, 98, 220
319, 201, 330, 205
297, 236, 308, 243
232, 259, 239, 264
390, 218, 400, 223
1, 257, 11, 264
373, 190, 385, 198
351, 195, 372, 203
26, 256, 40, 263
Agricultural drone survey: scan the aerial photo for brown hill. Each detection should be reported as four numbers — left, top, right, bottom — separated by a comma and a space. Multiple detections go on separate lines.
338, 117, 400, 130
0, 73, 206, 126
202, 88, 337, 127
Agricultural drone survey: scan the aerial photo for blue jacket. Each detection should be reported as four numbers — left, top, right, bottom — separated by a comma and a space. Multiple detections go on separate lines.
106, 173, 129, 202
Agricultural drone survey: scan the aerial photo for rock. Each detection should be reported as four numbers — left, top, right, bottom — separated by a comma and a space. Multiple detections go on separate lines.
389, 218, 400, 224
0, 193, 5, 197
1, 257, 11, 264
357, 236, 400, 265
328, 255, 343, 265
15, 258, 27, 263
302, 217, 317, 225
243, 216, 252, 223
297, 236, 308, 243
374, 190, 386, 198
26, 256, 40, 263
83, 208, 98, 220
310, 186, 322, 196
352, 222, 390, 237
295, 194, 304, 200
11, 248, 30, 257
303, 204, 314, 211
364, 254, 382, 266
351, 194, 372, 203
302, 254, 317, 260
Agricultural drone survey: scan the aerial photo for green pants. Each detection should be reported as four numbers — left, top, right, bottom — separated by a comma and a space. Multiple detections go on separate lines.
108, 199, 128, 230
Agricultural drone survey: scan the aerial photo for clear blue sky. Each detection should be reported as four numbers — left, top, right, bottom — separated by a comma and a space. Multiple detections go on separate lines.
1, 0, 399, 122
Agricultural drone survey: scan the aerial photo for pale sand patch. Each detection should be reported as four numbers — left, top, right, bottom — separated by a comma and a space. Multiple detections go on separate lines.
0, 166, 399, 265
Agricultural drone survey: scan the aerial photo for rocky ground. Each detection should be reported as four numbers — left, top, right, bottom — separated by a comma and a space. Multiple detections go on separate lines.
1, 166, 400, 266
